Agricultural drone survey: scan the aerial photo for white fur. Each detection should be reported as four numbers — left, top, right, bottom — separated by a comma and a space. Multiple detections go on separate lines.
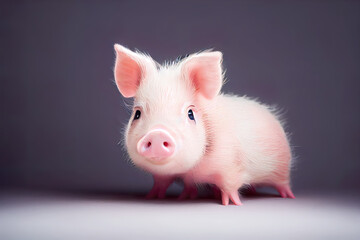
114, 44, 294, 204
125, 64, 207, 175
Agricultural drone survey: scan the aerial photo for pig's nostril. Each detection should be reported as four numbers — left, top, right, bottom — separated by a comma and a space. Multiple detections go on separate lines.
147, 142, 152, 148
163, 142, 169, 147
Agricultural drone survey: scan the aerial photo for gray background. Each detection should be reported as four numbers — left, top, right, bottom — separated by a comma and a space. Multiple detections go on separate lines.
1, 0, 360, 195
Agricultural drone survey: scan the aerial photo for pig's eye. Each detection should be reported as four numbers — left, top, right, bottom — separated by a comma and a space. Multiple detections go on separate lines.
188, 109, 195, 121
134, 110, 141, 120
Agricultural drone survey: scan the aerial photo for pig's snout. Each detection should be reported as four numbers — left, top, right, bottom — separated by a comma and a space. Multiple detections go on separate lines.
137, 129, 176, 161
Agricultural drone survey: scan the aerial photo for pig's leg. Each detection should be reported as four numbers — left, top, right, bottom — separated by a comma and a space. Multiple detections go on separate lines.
146, 175, 175, 199
218, 177, 243, 205
274, 184, 295, 199
178, 181, 198, 200
217, 174, 243, 205
221, 189, 242, 206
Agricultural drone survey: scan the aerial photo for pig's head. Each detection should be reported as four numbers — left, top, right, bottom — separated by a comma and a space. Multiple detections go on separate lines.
113, 44, 223, 175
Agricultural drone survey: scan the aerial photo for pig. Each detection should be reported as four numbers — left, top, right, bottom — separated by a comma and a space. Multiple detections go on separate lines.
113, 44, 295, 205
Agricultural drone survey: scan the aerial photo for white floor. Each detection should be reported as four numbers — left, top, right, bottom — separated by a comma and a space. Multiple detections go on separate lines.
0, 190, 359, 240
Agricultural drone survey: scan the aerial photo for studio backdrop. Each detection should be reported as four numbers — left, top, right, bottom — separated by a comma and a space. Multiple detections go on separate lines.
1, 0, 359, 194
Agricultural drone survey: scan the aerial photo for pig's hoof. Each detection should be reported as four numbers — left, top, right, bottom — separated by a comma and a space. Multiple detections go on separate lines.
221, 190, 242, 206
178, 186, 198, 200
275, 184, 295, 199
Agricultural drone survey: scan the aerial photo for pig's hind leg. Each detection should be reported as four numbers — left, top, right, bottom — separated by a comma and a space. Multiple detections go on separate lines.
271, 159, 295, 199
146, 175, 175, 199
245, 182, 295, 199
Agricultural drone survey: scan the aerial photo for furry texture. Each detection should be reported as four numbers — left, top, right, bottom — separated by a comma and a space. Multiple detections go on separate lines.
113, 44, 295, 205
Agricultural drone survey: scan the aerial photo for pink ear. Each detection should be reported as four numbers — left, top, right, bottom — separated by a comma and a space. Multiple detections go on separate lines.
183, 51, 223, 99
113, 44, 144, 98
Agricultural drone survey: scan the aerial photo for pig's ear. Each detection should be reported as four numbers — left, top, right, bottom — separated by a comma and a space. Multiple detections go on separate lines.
113, 44, 155, 98
182, 51, 223, 99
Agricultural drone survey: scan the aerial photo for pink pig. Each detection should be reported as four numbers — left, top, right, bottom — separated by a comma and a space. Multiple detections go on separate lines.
113, 44, 295, 205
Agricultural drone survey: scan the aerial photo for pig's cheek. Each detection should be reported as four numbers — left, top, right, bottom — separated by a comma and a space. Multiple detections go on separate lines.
126, 116, 144, 137
126, 136, 143, 165
125, 125, 141, 155
175, 138, 183, 156
194, 110, 203, 122
125, 132, 135, 155
177, 116, 183, 125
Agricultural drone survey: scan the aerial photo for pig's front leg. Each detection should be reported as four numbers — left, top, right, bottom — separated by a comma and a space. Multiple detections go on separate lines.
220, 189, 242, 206
178, 180, 198, 200
146, 175, 175, 199
217, 179, 243, 205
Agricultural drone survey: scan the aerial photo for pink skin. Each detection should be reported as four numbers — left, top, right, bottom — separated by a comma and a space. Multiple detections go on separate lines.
212, 185, 242, 205
221, 190, 242, 206
137, 129, 176, 161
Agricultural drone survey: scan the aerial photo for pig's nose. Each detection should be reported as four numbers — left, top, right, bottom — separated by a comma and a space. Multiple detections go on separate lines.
137, 129, 176, 160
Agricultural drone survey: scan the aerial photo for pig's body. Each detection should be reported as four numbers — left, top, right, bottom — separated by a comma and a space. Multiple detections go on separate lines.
181, 95, 292, 204
113, 44, 295, 205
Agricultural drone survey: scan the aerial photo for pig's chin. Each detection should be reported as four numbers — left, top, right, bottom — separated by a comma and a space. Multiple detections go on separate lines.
132, 154, 200, 175
145, 156, 172, 166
